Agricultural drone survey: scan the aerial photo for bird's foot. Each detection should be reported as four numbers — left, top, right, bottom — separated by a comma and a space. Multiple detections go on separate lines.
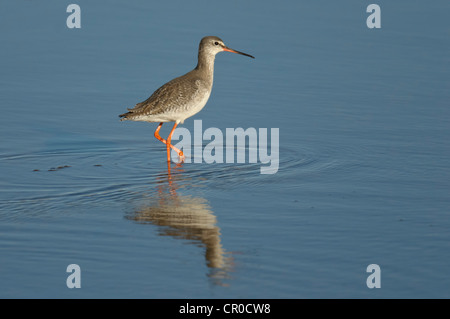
177, 151, 185, 163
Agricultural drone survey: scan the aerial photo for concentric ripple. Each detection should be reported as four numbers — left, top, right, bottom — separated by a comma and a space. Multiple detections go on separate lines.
0, 140, 353, 218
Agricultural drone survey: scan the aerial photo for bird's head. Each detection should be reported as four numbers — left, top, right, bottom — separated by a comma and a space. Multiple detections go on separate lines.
199, 36, 255, 59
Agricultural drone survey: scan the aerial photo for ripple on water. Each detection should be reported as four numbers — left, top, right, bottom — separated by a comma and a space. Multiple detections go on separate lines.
178, 143, 348, 189
0, 141, 353, 218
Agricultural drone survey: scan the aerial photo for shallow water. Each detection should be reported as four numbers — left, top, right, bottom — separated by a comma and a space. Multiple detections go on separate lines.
1, 1, 449, 298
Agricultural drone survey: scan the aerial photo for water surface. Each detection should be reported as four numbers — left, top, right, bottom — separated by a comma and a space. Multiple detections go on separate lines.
0, 0, 449, 298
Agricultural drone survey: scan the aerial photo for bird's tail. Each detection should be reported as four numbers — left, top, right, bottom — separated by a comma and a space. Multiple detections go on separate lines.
118, 112, 130, 121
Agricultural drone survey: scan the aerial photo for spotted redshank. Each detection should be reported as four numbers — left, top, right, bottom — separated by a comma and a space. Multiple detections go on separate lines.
119, 36, 254, 162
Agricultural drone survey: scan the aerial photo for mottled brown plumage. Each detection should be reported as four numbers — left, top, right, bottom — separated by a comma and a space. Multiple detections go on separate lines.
119, 70, 211, 124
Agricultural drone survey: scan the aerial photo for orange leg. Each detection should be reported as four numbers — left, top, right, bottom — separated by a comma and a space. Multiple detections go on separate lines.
166, 122, 185, 162
153, 122, 185, 162
154, 122, 167, 144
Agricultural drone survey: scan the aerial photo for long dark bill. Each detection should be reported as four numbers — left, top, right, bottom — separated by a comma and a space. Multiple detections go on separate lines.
223, 47, 255, 59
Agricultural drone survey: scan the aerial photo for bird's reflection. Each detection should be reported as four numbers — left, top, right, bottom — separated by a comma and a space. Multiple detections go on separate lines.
125, 163, 233, 286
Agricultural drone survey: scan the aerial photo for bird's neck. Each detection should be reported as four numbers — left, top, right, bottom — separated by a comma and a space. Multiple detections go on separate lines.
195, 51, 215, 81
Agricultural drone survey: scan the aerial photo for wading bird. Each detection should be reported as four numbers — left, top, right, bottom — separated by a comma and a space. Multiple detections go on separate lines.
119, 36, 254, 162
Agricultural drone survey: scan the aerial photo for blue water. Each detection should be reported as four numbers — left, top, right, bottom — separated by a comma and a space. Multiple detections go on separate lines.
1, 0, 449, 298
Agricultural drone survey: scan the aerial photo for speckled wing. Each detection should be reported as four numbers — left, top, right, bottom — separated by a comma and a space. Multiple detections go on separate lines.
119, 71, 206, 121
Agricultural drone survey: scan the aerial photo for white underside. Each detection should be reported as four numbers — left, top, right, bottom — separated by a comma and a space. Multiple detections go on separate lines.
132, 89, 211, 124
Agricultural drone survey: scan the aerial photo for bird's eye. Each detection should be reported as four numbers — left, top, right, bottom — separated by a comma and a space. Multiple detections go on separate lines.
214, 41, 219, 45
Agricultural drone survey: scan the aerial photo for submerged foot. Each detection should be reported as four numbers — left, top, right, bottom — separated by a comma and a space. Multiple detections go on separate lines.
178, 151, 185, 163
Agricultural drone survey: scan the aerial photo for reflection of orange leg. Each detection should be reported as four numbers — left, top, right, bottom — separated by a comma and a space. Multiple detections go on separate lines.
153, 122, 185, 162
